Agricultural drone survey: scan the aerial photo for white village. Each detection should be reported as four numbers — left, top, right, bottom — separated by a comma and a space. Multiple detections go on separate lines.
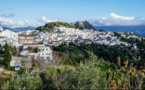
0, 25, 143, 71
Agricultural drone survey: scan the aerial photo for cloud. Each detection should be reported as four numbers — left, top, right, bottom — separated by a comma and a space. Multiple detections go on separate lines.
89, 12, 145, 26
16, 20, 32, 27
0, 16, 63, 28
0, 18, 14, 27
0, 13, 15, 17
110, 13, 134, 20
36, 16, 62, 23
0, 18, 35, 28
0, 16, 64, 28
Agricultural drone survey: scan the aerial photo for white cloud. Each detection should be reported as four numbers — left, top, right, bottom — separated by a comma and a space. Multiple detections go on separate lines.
89, 13, 145, 26
0, 16, 63, 28
16, 20, 31, 27
0, 18, 35, 28
36, 16, 62, 23
110, 13, 134, 20
0, 18, 14, 27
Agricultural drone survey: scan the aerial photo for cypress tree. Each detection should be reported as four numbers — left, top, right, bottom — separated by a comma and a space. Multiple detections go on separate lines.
4, 43, 12, 67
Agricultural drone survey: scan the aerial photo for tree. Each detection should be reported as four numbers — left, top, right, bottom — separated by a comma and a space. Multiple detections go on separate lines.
1, 74, 43, 89
28, 47, 33, 53
12, 46, 17, 56
0, 44, 4, 56
4, 43, 12, 67
33, 56, 49, 72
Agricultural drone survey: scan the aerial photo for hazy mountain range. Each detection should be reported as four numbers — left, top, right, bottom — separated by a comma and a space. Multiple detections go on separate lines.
2, 26, 36, 32
95, 25, 145, 36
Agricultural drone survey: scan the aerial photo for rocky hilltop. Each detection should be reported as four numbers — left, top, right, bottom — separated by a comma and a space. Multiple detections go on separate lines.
75, 20, 95, 30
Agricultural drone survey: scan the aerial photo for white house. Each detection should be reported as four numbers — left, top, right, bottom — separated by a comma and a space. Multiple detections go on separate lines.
0, 36, 6, 46
20, 45, 53, 61
10, 57, 31, 67
38, 46, 53, 61
3, 30, 19, 41
0, 29, 20, 47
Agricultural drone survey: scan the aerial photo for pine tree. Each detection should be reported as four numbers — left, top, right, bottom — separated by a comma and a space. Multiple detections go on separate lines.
4, 43, 12, 67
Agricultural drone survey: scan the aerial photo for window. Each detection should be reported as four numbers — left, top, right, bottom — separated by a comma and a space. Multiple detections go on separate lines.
42, 53, 44, 55
41, 57, 44, 59
46, 57, 50, 61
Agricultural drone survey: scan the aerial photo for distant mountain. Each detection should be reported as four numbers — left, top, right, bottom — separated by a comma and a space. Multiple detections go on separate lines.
95, 26, 145, 36
2, 26, 36, 32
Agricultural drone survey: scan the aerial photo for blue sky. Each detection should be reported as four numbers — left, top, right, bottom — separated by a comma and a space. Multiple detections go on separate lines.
0, 0, 145, 27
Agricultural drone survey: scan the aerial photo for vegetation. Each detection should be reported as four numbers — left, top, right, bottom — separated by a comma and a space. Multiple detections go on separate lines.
28, 46, 33, 52
35, 22, 79, 32
53, 43, 89, 65
35, 21, 95, 32
1, 53, 145, 89
1, 74, 42, 89
120, 37, 145, 66
0, 44, 4, 55
4, 43, 12, 67
11, 46, 17, 56
52, 43, 144, 67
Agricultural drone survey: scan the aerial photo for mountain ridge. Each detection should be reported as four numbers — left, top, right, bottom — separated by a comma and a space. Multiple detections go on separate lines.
2, 26, 36, 32
95, 25, 145, 36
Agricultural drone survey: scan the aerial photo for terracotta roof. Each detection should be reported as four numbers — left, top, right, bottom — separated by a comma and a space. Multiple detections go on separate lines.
24, 44, 45, 46
0, 36, 5, 38
49, 42, 53, 44
52, 41, 59, 42
19, 34, 35, 36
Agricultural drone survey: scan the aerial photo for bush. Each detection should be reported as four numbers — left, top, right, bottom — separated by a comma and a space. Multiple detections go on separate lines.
17, 67, 25, 74
1, 74, 43, 89
0, 58, 3, 64
5, 67, 14, 71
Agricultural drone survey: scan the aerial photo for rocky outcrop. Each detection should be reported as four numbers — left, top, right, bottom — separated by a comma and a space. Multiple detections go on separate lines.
75, 21, 95, 30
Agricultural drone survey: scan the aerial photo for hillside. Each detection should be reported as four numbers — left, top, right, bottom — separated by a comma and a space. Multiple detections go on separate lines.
35, 22, 77, 32
35, 21, 95, 32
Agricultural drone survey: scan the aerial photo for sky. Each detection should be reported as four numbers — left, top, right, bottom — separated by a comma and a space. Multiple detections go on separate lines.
0, 0, 145, 28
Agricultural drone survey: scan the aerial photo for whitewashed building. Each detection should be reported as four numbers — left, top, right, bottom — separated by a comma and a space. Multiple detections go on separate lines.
20, 44, 53, 61
37, 46, 53, 60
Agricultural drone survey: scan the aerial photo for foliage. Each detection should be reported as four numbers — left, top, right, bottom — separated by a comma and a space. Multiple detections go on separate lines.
120, 37, 145, 66
4, 43, 12, 67
4, 67, 15, 71
28, 47, 33, 52
114, 32, 121, 37
36, 22, 78, 32
57, 54, 108, 89
0, 58, 3, 64
11, 46, 17, 56
0, 44, 4, 55
17, 67, 25, 74
53, 43, 89, 65
1, 74, 42, 90
41, 54, 108, 89
1, 53, 145, 89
